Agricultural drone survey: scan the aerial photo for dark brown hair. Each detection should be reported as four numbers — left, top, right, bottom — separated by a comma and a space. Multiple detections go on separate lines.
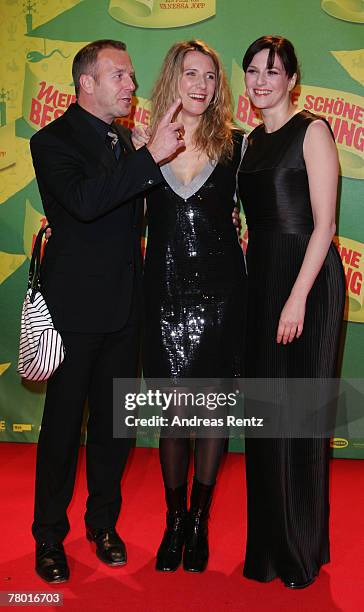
242, 35, 300, 81
72, 39, 127, 97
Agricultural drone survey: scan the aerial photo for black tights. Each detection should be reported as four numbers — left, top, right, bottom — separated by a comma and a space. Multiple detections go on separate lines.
158, 386, 227, 488
159, 437, 225, 488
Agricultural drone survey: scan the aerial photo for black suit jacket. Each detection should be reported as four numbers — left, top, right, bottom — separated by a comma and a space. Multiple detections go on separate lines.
30, 103, 162, 333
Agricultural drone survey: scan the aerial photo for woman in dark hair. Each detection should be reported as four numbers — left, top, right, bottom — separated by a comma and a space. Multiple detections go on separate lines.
239, 35, 345, 588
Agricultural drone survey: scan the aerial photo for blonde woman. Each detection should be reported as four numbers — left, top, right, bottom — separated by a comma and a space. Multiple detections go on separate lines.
141, 40, 247, 573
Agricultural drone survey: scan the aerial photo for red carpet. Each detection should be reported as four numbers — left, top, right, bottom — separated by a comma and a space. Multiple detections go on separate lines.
1, 443, 363, 611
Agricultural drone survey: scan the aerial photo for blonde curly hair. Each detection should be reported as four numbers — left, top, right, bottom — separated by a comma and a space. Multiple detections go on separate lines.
151, 40, 237, 163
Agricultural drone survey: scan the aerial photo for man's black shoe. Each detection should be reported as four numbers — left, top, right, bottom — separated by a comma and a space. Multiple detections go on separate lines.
86, 527, 127, 566
35, 542, 69, 583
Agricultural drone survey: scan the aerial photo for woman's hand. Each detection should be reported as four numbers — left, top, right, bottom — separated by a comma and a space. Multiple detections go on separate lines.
276, 294, 306, 344
131, 125, 152, 150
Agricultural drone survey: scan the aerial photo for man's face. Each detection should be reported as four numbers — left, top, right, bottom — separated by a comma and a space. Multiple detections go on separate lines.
90, 48, 136, 123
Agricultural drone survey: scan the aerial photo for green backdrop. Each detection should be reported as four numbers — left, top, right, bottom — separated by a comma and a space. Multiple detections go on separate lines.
0, 0, 363, 457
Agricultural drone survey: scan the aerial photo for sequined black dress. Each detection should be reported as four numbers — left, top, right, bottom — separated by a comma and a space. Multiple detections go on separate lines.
143, 134, 247, 380
238, 111, 345, 584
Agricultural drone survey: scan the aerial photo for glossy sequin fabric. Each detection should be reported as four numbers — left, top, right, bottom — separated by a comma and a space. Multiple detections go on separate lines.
143, 134, 247, 380
238, 111, 346, 584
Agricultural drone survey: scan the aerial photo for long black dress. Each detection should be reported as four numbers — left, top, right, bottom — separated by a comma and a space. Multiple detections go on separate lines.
143, 134, 247, 381
238, 111, 345, 584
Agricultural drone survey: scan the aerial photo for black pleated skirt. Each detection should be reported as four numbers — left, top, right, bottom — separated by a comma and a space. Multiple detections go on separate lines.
243, 232, 345, 583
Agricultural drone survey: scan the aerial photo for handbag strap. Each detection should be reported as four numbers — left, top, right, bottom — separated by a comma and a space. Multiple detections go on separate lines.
28, 225, 49, 301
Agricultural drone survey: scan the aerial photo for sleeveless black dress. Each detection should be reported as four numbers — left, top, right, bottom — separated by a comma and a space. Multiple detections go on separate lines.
238, 111, 345, 584
143, 134, 247, 381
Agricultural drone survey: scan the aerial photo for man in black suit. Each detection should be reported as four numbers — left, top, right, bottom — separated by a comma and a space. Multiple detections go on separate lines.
30, 39, 184, 583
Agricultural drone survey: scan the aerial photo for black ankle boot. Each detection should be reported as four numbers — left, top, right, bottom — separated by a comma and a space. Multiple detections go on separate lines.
183, 478, 214, 573
156, 483, 187, 572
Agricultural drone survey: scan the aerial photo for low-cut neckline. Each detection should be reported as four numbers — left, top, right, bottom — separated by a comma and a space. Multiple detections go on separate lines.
161, 158, 217, 200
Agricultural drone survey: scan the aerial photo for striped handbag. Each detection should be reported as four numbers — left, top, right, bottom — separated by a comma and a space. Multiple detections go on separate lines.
18, 226, 65, 381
